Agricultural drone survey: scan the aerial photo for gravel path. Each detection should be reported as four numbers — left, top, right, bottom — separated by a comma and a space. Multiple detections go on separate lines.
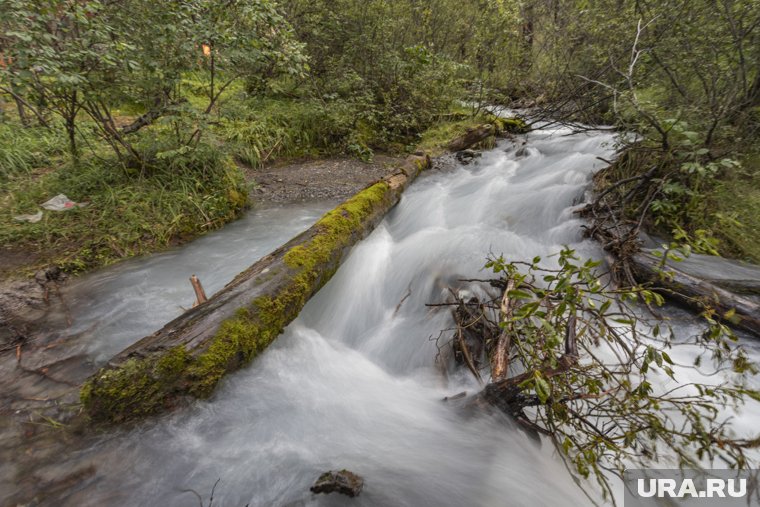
246, 155, 403, 202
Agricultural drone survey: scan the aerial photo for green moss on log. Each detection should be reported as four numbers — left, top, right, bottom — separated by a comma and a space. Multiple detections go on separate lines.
502, 117, 530, 134
487, 115, 530, 135
284, 181, 391, 270
80, 346, 189, 423
80, 180, 395, 423
189, 180, 393, 396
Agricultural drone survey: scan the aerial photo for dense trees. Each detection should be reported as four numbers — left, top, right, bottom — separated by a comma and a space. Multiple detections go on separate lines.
511, 0, 760, 259
0, 0, 305, 163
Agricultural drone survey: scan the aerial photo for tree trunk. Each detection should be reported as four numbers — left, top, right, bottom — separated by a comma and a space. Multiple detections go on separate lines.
631, 252, 760, 337
66, 116, 78, 163
13, 95, 29, 127
447, 124, 494, 151
81, 154, 431, 424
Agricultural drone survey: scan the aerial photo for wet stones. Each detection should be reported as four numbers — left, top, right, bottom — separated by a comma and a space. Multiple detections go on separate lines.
310, 469, 364, 498
455, 149, 481, 165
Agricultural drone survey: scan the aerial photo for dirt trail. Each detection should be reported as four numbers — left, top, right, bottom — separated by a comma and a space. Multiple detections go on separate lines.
247, 154, 403, 202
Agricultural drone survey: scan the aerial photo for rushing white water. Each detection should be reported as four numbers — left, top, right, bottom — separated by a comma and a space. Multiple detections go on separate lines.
62, 126, 617, 506
41, 125, 760, 506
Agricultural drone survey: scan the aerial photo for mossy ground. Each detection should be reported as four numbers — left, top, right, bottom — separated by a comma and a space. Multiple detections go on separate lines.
417, 112, 529, 155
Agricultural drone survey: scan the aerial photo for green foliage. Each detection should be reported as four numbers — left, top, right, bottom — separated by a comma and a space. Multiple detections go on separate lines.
710, 152, 760, 262
483, 248, 758, 500
515, 0, 760, 260
0, 122, 67, 181
283, 0, 481, 144
212, 97, 360, 167
0, 0, 305, 161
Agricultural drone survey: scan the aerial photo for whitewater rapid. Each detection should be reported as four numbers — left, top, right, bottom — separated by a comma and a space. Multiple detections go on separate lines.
28, 123, 760, 506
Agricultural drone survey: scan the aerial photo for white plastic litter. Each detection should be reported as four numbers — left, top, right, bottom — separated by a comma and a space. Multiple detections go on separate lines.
13, 210, 44, 223
41, 194, 86, 211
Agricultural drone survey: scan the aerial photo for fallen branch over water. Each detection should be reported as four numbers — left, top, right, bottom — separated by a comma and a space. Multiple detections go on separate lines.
447, 124, 494, 151
81, 154, 431, 424
435, 250, 760, 501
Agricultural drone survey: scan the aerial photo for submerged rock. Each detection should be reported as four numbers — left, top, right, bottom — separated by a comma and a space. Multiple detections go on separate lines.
310, 469, 364, 498
456, 149, 481, 164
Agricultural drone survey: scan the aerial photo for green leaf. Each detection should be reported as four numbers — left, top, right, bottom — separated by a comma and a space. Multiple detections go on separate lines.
534, 372, 551, 404
507, 289, 533, 300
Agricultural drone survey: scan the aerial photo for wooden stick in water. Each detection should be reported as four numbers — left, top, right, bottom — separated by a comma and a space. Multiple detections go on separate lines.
190, 274, 208, 307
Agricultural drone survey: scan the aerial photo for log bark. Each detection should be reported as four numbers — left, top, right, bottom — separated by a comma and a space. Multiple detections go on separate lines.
631, 252, 760, 337
81, 154, 431, 424
447, 124, 494, 152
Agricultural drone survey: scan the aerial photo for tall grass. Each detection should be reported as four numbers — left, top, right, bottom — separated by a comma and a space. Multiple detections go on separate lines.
214, 98, 361, 167
0, 141, 248, 273
0, 123, 68, 182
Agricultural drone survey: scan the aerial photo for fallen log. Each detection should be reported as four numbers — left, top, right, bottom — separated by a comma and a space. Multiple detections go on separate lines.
81, 154, 431, 423
578, 184, 760, 337
631, 252, 760, 337
447, 124, 494, 152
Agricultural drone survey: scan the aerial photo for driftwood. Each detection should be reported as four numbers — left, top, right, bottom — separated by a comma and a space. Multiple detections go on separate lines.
490, 279, 516, 382
190, 275, 208, 307
81, 154, 431, 423
447, 124, 494, 152
190, 275, 208, 306
631, 252, 760, 337
441, 276, 576, 435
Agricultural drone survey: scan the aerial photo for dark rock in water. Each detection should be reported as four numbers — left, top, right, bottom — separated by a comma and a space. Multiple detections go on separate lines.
456, 149, 481, 164
514, 145, 530, 158
311, 469, 364, 498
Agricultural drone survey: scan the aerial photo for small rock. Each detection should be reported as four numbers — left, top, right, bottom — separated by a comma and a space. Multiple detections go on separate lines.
514, 146, 529, 158
310, 469, 364, 498
456, 149, 481, 164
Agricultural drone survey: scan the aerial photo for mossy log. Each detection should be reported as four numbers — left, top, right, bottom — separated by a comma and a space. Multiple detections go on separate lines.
81, 154, 431, 424
447, 124, 494, 152
631, 252, 760, 337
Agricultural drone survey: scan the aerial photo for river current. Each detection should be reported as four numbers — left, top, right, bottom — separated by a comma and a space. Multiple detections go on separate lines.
18, 123, 760, 506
